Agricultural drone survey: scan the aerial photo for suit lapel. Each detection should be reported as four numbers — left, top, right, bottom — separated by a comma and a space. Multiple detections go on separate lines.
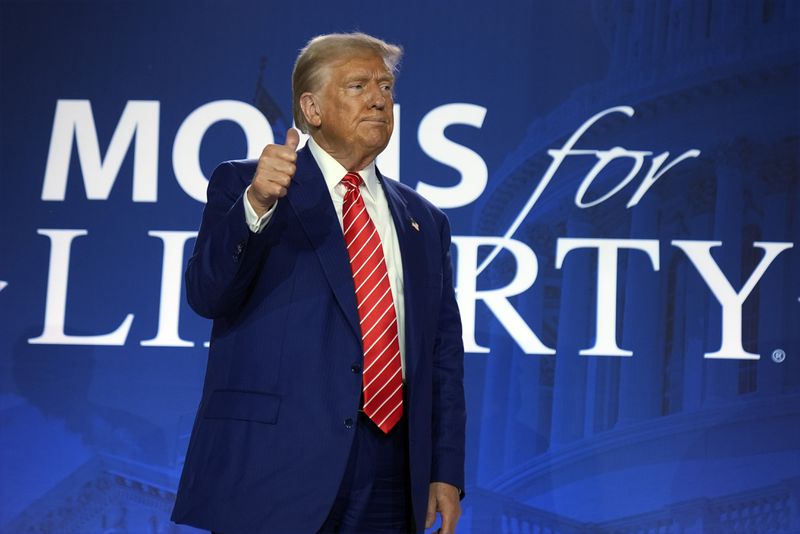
287, 146, 361, 341
379, 172, 427, 381
286, 149, 427, 368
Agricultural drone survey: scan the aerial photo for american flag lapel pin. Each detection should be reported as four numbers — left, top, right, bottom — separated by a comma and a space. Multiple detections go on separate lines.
410, 218, 420, 232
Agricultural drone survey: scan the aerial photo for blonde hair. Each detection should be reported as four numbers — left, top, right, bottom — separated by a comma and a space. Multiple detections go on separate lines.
292, 32, 403, 132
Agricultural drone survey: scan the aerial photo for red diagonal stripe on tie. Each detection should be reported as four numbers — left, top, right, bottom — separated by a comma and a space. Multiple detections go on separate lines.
341, 172, 403, 433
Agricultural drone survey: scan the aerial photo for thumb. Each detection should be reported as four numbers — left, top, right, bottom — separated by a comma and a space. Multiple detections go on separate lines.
425, 492, 437, 529
285, 127, 300, 150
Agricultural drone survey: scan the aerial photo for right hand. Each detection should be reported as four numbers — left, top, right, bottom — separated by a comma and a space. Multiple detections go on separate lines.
247, 128, 300, 216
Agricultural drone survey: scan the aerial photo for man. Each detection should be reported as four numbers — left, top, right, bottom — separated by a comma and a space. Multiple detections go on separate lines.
172, 32, 465, 534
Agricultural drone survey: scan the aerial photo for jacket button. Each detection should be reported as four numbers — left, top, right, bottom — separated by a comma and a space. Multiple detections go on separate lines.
344, 418, 354, 428
351, 363, 361, 374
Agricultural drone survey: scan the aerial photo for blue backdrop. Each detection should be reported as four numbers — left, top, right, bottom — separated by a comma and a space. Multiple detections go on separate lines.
1, 1, 799, 532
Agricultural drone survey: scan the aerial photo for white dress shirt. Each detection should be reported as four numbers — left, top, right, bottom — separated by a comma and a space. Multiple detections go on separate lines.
243, 138, 407, 376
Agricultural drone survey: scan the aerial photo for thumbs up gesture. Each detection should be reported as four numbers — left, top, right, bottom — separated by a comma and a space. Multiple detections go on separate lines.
247, 128, 300, 216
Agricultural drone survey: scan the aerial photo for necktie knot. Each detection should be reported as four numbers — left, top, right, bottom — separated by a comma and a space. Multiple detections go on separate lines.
341, 172, 363, 191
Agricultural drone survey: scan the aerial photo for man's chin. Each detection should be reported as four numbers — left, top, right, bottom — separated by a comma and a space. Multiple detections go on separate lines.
358, 134, 391, 154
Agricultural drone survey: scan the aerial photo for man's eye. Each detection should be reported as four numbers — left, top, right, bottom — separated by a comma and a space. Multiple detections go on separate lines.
350, 84, 363, 90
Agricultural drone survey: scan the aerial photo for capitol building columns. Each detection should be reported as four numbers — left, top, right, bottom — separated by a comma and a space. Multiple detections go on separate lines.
476, 280, 518, 484
703, 139, 751, 405
617, 193, 664, 423
550, 213, 594, 448
675, 165, 716, 414
474, 223, 557, 483
756, 141, 798, 396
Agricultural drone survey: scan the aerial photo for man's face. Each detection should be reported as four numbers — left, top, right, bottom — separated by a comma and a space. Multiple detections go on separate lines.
313, 54, 394, 165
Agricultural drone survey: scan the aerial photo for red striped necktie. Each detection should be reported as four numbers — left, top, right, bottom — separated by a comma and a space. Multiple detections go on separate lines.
341, 172, 403, 433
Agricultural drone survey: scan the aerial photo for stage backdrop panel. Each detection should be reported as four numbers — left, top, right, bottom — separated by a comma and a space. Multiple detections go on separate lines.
1, 1, 798, 532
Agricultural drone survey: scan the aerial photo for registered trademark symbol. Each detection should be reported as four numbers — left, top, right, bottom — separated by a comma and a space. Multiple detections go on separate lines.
771, 349, 786, 363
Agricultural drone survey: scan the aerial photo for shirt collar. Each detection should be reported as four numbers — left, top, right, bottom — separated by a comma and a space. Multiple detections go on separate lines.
307, 137, 379, 198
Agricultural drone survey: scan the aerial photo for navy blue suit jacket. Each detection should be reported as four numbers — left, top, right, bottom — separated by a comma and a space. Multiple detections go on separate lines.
171, 145, 465, 534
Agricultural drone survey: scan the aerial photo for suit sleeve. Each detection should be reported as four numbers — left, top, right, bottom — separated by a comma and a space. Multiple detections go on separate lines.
184, 161, 274, 319
430, 214, 466, 493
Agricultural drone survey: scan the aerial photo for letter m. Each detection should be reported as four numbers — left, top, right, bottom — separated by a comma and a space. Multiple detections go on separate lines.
42, 100, 159, 202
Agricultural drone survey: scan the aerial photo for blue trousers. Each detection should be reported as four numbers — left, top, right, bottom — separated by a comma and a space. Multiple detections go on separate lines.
317, 412, 414, 533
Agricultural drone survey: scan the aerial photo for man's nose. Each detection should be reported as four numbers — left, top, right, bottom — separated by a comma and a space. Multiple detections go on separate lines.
367, 84, 387, 109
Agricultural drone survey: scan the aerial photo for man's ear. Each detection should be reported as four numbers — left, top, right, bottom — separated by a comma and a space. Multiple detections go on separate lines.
299, 93, 322, 128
